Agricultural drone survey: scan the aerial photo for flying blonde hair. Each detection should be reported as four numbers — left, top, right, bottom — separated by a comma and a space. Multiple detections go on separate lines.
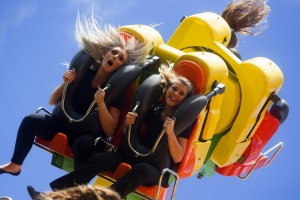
75, 13, 147, 65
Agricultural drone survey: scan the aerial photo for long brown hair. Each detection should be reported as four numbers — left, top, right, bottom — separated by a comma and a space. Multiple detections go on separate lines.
38, 185, 121, 200
221, 0, 270, 48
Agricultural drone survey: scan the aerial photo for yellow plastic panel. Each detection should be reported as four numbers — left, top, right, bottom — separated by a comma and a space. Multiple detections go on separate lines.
211, 138, 251, 167
93, 176, 113, 188
215, 71, 240, 134
211, 58, 283, 166
167, 12, 231, 50
202, 97, 224, 140
153, 43, 184, 63
191, 140, 211, 176
193, 110, 206, 141
226, 57, 283, 142
119, 25, 164, 55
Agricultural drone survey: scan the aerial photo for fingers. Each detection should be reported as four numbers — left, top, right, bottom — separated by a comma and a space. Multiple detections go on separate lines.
126, 112, 138, 120
94, 88, 105, 99
126, 112, 138, 125
165, 117, 175, 124
127, 112, 138, 118
63, 70, 76, 82
163, 117, 175, 130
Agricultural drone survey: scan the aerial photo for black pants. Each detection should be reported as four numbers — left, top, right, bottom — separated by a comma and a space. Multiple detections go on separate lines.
11, 113, 62, 165
50, 151, 168, 198
11, 113, 104, 170
72, 135, 105, 170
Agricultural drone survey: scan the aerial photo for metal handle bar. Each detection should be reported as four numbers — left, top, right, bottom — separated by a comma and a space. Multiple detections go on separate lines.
94, 137, 115, 151
155, 168, 179, 200
262, 141, 284, 167
127, 101, 176, 157
35, 107, 52, 115
238, 142, 284, 180
61, 81, 110, 123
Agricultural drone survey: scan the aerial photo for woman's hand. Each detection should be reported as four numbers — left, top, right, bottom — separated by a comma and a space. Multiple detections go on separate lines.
49, 70, 76, 105
63, 70, 76, 83
94, 86, 106, 106
164, 117, 186, 163
125, 112, 138, 126
163, 117, 175, 135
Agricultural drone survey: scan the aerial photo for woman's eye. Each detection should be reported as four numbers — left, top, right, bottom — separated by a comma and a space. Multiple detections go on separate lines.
118, 56, 124, 62
111, 49, 118, 55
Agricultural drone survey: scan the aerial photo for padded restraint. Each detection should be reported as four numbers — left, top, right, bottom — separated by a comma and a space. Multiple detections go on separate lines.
119, 74, 207, 171
52, 50, 142, 134
269, 99, 289, 124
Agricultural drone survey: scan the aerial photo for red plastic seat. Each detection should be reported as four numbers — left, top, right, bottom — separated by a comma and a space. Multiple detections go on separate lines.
34, 132, 73, 158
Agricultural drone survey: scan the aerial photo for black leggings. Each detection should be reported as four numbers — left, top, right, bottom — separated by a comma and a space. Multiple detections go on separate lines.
11, 113, 62, 165
72, 135, 105, 170
11, 113, 104, 170
50, 151, 168, 198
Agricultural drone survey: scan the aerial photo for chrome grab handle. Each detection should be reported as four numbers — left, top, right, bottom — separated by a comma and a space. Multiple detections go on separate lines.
35, 107, 52, 115
61, 80, 110, 123
94, 136, 115, 151
127, 101, 176, 157
238, 142, 284, 180
128, 126, 166, 157
262, 141, 284, 167
155, 168, 179, 200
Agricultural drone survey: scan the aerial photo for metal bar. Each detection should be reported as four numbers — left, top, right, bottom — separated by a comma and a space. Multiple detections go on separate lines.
262, 142, 284, 167
238, 142, 284, 180
61, 82, 110, 123
35, 107, 52, 115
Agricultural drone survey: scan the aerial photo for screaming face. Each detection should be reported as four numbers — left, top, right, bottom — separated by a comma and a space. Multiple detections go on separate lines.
101, 47, 128, 73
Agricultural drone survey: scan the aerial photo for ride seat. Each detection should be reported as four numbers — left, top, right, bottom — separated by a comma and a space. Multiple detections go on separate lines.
33, 49, 159, 171
94, 57, 226, 199
172, 52, 228, 177
34, 132, 73, 158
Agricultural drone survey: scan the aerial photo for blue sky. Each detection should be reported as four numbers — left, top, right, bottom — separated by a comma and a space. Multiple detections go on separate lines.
0, 0, 299, 199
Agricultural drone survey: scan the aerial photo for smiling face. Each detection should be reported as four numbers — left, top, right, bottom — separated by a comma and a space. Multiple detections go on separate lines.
101, 47, 128, 73
165, 81, 189, 108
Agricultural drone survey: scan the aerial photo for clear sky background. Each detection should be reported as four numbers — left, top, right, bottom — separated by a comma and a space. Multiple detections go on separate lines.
0, 0, 299, 199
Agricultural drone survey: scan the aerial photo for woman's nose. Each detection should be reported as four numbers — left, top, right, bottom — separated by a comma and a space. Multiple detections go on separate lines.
113, 54, 120, 60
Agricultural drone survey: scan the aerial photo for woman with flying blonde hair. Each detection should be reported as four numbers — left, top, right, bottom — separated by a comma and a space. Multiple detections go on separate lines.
28, 64, 195, 199
0, 13, 148, 176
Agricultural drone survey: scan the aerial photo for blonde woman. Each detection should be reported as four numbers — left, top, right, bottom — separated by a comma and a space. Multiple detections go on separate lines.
0, 14, 147, 176
31, 65, 195, 199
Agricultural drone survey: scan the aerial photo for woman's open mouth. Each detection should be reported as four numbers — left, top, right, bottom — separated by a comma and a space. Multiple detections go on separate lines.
107, 60, 113, 67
